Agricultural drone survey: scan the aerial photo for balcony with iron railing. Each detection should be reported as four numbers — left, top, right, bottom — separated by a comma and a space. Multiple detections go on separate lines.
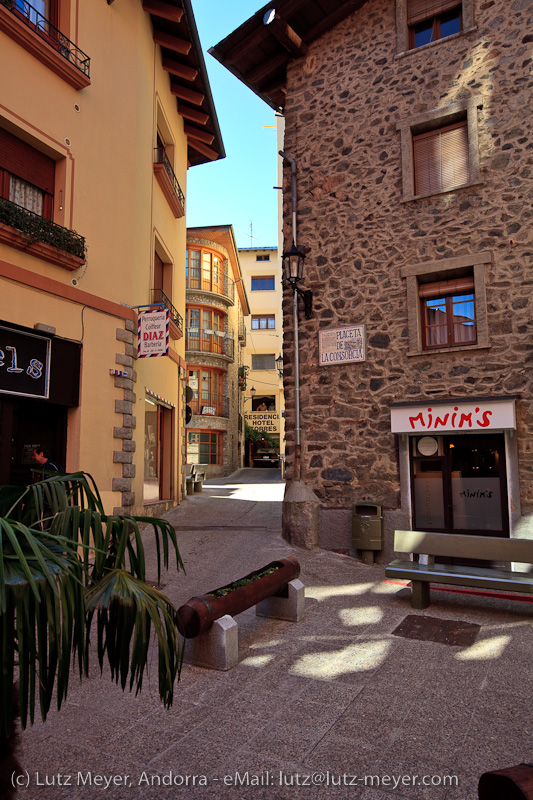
0, 0, 91, 89
153, 147, 185, 219
238, 315, 246, 346
185, 329, 235, 361
190, 391, 227, 419
186, 271, 235, 305
151, 289, 183, 339
0, 196, 86, 270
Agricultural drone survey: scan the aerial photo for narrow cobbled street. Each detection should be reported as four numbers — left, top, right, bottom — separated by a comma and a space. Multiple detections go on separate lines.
19, 469, 533, 800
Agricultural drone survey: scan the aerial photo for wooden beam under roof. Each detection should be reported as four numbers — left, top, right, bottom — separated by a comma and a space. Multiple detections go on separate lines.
162, 56, 198, 81
225, 25, 269, 63
170, 82, 204, 105
247, 50, 289, 86
177, 103, 209, 125
152, 30, 191, 55
142, 0, 183, 23
264, 10, 308, 56
189, 139, 219, 161
184, 124, 215, 145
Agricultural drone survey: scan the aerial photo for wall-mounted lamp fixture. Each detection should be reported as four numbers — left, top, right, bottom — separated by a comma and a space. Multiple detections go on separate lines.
282, 242, 313, 319
244, 387, 256, 403
275, 354, 283, 379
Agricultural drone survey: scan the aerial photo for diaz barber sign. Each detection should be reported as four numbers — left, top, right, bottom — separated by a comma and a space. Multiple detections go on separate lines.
138, 308, 169, 358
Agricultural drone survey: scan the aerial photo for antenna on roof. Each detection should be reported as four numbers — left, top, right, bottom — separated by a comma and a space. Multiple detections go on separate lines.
241, 221, 259, 246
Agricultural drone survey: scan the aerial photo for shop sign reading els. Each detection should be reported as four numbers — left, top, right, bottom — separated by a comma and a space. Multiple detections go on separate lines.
0, 325, 51, 399
319, 324, 366, 366
138, 308, 169, 358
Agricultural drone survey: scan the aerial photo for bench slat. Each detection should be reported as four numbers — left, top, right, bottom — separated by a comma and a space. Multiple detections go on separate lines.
386, 560, 533, 593
393, 530, 533, 565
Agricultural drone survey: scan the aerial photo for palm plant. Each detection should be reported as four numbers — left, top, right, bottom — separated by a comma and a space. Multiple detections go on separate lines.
0, 470, 185, 740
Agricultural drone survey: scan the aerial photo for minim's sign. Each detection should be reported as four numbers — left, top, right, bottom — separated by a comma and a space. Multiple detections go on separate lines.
390, 399, 516, 434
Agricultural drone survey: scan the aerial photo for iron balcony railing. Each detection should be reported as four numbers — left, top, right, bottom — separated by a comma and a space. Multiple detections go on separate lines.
1, 0, 90, 77
153, 147, 185, 211
0, 197, 86, 260
151, 289, 183, 333
186, 272, 235, 304
185, 330, 235, 361
238, 315, 246, 345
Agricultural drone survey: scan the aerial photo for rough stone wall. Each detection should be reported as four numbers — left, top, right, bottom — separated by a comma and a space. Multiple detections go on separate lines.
281, 0, 533, 528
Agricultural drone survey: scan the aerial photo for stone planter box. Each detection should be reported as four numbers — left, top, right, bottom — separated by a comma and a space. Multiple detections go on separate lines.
177, 556, 300, 638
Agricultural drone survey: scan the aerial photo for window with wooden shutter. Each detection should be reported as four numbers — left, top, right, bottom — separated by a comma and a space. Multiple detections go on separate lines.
0, 127, 55, 219
413, 120, 469, 196
408, 0, 462, 48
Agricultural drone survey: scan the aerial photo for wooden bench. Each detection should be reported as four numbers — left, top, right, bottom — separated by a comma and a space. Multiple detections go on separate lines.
386, 530, 533, 609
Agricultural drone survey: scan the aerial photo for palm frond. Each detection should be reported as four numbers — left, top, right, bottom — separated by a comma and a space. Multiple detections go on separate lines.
0, 520, 85, 734
85, 570, 182, 708
0, 471, 185, 737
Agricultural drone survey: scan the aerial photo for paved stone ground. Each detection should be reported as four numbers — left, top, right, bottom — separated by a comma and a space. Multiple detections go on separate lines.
17, 469, 533, 799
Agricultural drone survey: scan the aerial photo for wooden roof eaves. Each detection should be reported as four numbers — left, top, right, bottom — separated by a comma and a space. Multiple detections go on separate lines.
208, 47, 283, 113
180, 0, 225, 162
209, 0, 370, 114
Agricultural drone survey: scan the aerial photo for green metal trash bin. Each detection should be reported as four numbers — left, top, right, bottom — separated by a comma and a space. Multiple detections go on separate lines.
352, 503, 383, 565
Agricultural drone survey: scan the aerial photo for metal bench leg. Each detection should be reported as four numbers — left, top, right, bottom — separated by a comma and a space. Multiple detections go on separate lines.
411, 581, 430, 609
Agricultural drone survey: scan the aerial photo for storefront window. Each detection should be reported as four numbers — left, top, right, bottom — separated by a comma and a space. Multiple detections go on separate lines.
411, 434, 508, 535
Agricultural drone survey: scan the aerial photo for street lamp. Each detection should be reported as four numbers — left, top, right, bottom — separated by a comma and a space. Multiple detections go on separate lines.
282, 241, 305, 285
244, 387, 256, 404
275, 354, 283, 379
282, 242, 313, 319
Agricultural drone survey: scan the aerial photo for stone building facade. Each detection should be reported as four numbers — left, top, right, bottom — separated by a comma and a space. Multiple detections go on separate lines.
212, 0, 532, 557
185, 226, 249, 477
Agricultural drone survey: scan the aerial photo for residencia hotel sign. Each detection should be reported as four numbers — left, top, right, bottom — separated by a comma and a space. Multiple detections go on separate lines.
390, 398, 516, 434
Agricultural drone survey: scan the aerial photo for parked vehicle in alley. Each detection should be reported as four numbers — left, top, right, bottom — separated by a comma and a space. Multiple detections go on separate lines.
253, 448, 280, 468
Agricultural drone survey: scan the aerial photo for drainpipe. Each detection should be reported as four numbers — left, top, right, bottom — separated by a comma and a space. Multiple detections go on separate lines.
279, 150, 301, 482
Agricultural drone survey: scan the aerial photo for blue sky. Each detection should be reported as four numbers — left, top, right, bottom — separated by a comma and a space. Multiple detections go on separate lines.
186, 0, 280, 249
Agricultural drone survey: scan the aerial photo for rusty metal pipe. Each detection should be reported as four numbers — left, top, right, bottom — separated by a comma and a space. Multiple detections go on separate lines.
177, 557, 300, 638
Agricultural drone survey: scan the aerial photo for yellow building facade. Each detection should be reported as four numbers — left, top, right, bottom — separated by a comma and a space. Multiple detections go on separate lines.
0, 0, 224, 514
239, 247, 285, 462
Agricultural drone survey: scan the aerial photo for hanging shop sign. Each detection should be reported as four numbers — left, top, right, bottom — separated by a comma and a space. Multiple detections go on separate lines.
138, 308, 169, 358
0, 325, 51, 399
319, 324, 366, 366
390, 398, 516, 434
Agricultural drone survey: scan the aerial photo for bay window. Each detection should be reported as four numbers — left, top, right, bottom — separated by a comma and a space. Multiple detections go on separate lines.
186, 306, 225, 355
186, 247, 224, 294
188, 367, 224, 417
